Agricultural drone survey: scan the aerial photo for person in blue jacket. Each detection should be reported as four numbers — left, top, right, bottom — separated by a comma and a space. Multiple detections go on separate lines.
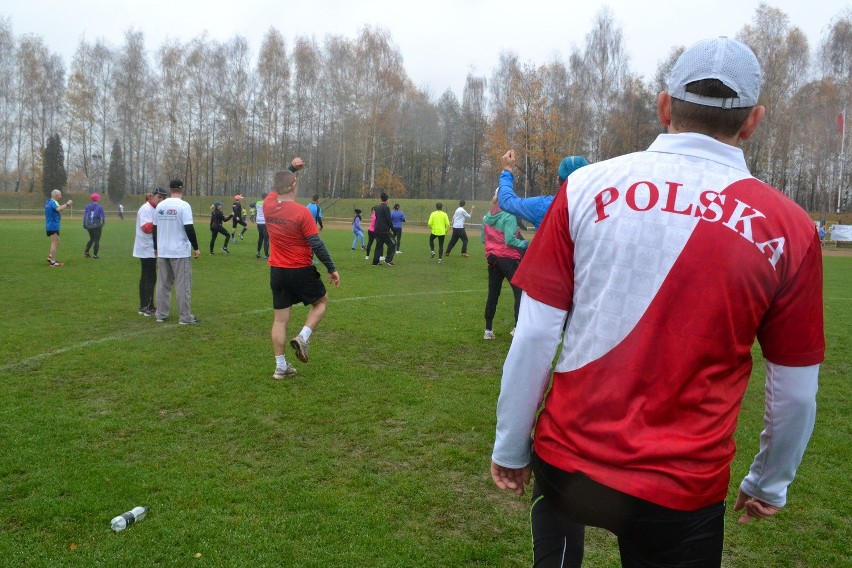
497, 150, 589, 227
83, 192, 106, 258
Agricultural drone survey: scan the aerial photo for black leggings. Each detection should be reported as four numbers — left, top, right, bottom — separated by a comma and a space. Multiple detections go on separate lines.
210, 226, 230, 252
365, 231, 376, 256
257, 224, 269, 256
85, 226, 103, 255
484, 255, 521, 329
531, 453, 724, 568
429, 234, 446, 258
139, 257, 157, 311
393, 227, 402, 249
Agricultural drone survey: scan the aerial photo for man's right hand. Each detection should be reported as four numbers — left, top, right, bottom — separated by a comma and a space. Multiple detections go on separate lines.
328, 271, 340, 288
501, 150, 516, 171
291, 157, 305, 171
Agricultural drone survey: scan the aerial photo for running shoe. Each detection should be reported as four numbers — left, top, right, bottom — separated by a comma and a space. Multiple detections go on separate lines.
290, 336, 309, 363
273, 364, 298, 379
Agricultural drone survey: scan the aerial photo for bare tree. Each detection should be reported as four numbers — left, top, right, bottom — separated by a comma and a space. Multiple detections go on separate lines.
0, 17, 17, 190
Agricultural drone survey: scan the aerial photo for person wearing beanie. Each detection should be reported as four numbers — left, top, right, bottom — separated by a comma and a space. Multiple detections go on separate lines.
83, 192, 106, 259
492, 37, 824, 567
497, 153, 589, 228
209, 201, 233, 254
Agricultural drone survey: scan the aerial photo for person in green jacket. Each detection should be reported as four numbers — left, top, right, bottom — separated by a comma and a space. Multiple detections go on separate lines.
427, 202, 451, 264
481, 194, 528, 339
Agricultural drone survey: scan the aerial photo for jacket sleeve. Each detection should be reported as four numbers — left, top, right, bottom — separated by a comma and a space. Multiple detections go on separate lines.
502, 217, 529, 250
492, 293, 567, 468
739, 361, 819, 507
497, 170, 553, 227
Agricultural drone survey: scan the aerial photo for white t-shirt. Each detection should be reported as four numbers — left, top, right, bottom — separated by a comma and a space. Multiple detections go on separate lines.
255, 201, 265, 224
154, 197, 194, 258
133, 201, 156, 258
452, 206, 471, 228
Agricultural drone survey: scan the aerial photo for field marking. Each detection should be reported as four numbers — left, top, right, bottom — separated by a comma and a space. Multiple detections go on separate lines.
1, 288, 485, 372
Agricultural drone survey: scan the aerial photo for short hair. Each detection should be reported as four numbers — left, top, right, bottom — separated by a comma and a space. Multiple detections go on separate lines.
436, 202, 443, 210
380, 192, 389, 202
169, 179, 184, 190
312, 194, 319, 202
393, 203, 400, 210
273, 170, 297, 192
670, 79, 752, 138
51, 189, 61, 198
459, 199, 465, 206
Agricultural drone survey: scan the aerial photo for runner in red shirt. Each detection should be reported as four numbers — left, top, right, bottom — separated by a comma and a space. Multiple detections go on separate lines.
264, 157, 340, 380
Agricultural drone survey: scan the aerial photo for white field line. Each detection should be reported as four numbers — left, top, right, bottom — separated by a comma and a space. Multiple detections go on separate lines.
1, 288, 485, 372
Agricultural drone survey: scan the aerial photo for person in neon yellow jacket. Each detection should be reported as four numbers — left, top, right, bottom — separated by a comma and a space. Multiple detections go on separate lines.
427, 203, 451, 263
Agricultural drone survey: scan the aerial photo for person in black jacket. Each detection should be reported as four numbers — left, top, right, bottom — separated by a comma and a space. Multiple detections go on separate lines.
371, 193, 396, 267
210, 201, 233, 254
231, 195, 248, 241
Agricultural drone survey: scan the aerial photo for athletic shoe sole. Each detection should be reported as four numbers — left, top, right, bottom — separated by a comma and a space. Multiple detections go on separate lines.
290, 337, 309, 363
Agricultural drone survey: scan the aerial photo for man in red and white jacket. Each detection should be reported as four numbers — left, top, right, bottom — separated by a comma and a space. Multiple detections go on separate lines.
491, 37, 824, 567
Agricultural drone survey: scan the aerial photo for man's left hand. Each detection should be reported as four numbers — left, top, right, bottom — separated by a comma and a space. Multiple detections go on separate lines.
734, 489, 782, 524
328, 271, 340, 288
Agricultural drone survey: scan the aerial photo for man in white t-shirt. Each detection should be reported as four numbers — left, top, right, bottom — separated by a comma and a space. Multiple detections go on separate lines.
445, 200, 473, 257
153, 179, 201, 324
132, 186, 167, 316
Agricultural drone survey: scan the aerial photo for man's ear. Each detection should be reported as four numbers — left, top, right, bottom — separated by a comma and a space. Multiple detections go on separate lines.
738, 105, 765, 141
657, 91, 672, 128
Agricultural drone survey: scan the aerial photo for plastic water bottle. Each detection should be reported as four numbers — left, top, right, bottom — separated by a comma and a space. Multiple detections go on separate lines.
110, 506, 149, 532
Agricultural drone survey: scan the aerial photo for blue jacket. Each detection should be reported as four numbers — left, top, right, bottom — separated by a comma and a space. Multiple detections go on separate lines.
496, 170, 554, 227
391, 209, 406, 229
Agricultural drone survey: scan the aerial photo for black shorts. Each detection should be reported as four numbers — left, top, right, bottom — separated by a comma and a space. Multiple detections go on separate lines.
46, 230, 59, 237
270, 265, 327, 310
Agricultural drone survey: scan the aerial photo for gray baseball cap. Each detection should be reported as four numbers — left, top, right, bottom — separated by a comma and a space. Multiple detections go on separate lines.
667, 37, 762, 109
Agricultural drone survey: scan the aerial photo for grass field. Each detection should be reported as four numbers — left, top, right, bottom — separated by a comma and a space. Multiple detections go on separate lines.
0, 217, 849, 567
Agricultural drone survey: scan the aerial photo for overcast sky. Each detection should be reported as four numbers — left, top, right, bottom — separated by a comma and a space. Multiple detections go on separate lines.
3, 0, 848, 98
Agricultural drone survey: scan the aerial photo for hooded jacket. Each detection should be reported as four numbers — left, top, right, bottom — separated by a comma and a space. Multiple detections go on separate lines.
481, 204, 528, 261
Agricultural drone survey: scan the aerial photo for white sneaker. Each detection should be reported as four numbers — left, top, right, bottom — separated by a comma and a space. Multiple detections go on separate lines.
438, 258, 442, 264
431, 251, 435, 258
379, 256, 385, 261
396, 250, 402, 254
483, 330, 496, 340
365, 255, 370, 260
273, 363, 297, 379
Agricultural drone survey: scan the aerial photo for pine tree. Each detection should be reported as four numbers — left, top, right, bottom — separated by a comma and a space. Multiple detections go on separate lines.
42, 134, 67, 198
107, 139, 126, 203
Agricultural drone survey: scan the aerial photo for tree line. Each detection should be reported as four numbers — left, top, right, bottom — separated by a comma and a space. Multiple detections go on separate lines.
0, 4, 849, 214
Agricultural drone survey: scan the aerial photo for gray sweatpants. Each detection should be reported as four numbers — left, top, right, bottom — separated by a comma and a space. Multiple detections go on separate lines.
155, 257, 194, 323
